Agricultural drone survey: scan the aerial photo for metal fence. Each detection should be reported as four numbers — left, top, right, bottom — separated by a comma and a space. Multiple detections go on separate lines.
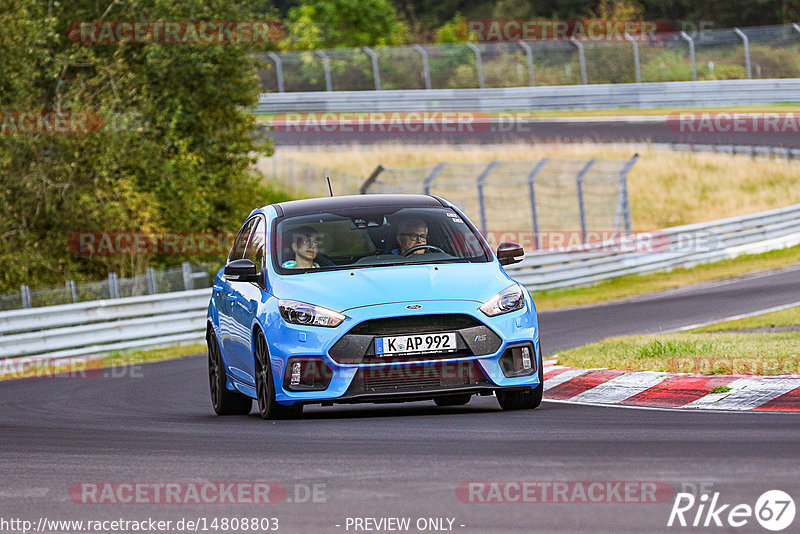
0, 263, 213, 312
361, 156, 638, 243
256, 79, 800, 113
0, 289, 210, 365
257, 24, 800, 93
256, 154, 364, 197
510, 202, 800, 289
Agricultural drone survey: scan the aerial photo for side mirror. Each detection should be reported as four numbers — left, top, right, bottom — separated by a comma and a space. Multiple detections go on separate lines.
224, 258, 259, 282
497, 242, 525, 266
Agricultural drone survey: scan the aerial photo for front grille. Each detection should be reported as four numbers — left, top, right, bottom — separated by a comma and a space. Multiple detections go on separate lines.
348, 314, 481, 335
365, 375, 443, 391
329, 314, 501, 365
347, 360, 489, 394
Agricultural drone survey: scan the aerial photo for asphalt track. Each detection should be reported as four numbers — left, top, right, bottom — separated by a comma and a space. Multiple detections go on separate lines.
2, 266, 800, 533
264, 117, 800, 148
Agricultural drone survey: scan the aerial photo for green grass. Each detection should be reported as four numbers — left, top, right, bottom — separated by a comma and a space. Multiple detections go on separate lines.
557, 332, 800, 375
690, 306, 800, 333
532, 244, 800, 310
2, 343, 205, 381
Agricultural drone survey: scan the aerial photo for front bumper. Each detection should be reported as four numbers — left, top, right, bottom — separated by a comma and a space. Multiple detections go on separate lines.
262, 299, 540, 405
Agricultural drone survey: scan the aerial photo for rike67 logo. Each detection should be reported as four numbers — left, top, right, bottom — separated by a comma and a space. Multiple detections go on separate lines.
668, 489, 795, 531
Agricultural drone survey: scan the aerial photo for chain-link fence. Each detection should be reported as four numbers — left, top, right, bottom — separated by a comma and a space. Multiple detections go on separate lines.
263, 156, 637, 250
257, 24, 800, 92
1, 263, 213, 311
257, 155, 365, 197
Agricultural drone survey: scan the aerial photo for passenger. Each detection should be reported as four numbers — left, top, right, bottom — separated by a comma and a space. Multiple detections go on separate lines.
282, 226, 323, 268
393, 218, 429, 255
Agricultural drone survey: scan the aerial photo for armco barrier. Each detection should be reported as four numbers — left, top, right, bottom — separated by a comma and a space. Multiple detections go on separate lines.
256, 79, 800, 113
1, 203, 799, 364
511, 202, 800, 289
0, 289, 210, 365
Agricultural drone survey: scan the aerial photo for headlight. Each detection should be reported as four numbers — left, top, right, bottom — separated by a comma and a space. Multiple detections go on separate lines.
479, 285, 526, 317
278, 300, 346, 327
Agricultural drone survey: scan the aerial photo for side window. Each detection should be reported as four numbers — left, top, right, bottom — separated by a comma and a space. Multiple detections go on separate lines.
244, 217, 266, 274
230, 218, 256, 261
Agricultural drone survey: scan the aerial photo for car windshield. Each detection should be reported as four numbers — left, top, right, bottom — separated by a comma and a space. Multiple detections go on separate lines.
273, 206, 491, 273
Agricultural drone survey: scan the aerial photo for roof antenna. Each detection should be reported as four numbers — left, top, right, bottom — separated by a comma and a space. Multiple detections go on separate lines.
326, 176, 334, 196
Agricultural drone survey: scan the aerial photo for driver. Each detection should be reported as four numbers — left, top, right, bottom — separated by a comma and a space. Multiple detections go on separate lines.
282, 226, 323, 269
392, 218, 429, 255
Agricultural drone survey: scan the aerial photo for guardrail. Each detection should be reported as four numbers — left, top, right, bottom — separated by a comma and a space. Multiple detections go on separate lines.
256, 79, 800, 113
0, 289, 210, 367
510, 202, 800, 289
1, 203, 799, 365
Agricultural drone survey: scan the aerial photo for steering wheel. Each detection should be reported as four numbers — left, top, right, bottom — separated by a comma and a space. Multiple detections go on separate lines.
402, 245, 445, 257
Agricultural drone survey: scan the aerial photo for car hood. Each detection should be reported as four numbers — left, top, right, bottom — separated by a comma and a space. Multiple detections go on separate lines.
269, 261, 515, 312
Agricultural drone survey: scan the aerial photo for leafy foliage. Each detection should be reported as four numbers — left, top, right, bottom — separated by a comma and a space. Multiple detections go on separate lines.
0, 0, 290, 292
282, 0, 408, 49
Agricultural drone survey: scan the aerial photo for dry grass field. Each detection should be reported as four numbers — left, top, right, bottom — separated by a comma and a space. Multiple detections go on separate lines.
267, 143, 800, 230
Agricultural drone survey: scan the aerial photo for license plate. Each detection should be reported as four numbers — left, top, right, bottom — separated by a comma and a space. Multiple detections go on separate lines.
375, 333, 457, 355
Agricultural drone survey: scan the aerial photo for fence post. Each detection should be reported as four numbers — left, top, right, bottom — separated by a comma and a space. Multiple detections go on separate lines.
680, 31, 697, 81
466, 42, 485, 89
267, 52, 284, 92
423, 162, 446, 195
315, 50, 332, 91
20, 285, 31, 308
413, 44, 432, 90
569, 37, 588, 84
733, 28, 752, 79
575, 159, 596, 244
66, 279, 78, 303
624, 33, 641, 83
360, 165, 385, 194
362, 47, 381, 90
146, 267, 158, 294
517, 40, 535, 86
476, 161, 498, 234
526, 159, 549, 251
182, 263, 193, 291
616, 154, 639, 236
108, 273, 119, 299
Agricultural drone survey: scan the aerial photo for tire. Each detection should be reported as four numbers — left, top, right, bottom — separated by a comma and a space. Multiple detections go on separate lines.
208, 330, 252, 415
254, 332, 303, 420
496, 344, 544, 411
434, 394, 472, 407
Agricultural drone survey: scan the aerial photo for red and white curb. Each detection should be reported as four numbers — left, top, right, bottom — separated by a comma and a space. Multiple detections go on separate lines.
542, 361, 800, 411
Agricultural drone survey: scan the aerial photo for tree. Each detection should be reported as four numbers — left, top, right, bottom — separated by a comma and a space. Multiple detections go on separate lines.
282, 0, 407, 49
0, 0, 290, 293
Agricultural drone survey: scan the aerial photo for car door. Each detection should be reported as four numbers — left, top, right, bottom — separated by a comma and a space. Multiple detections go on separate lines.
227, 215, 267, 384
219, 217, 257, 376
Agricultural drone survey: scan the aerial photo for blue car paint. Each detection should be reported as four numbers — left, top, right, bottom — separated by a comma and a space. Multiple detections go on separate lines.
207, 199, 541, 406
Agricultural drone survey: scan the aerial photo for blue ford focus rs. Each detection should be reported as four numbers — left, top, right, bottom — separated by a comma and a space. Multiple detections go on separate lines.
207, 194, 542, 419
